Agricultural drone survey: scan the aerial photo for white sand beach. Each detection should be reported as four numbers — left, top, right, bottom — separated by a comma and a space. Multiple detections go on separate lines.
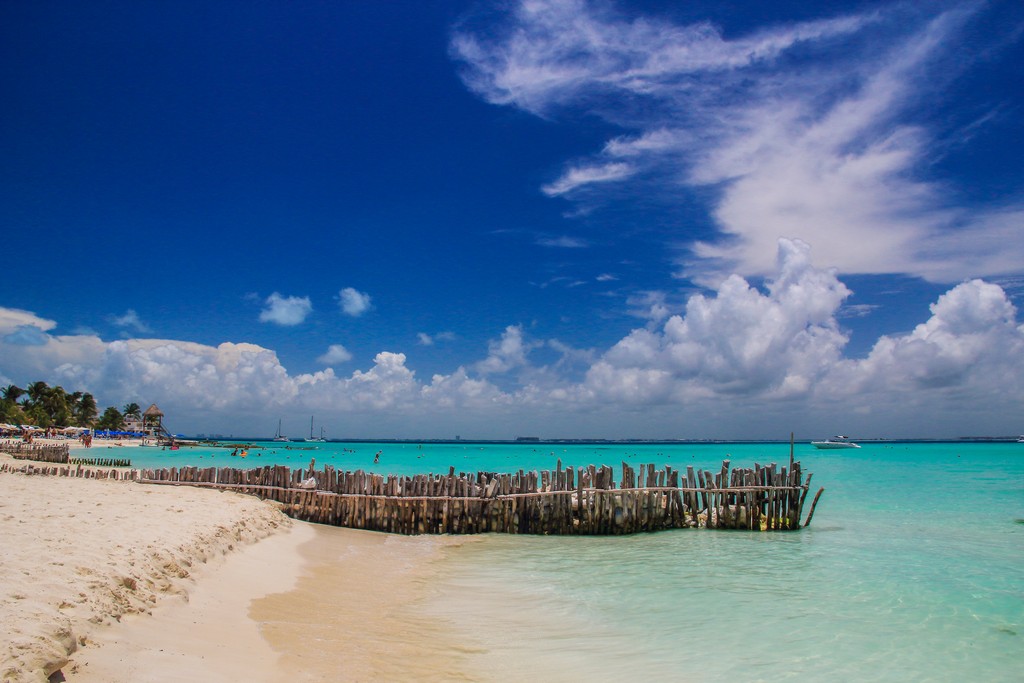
0, 453, 473, 682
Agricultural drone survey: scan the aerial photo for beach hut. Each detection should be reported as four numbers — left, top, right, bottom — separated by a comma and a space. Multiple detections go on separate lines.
142, 404, 164, 437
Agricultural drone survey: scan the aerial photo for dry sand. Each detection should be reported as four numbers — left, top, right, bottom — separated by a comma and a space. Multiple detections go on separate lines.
1, 456, 478, 682
0, 461, 289, 682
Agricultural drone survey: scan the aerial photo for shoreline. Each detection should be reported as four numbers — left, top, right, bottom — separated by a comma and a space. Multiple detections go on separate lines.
0, 459, 290, 682
1, 454, 478, 682
68, 524, 478, 682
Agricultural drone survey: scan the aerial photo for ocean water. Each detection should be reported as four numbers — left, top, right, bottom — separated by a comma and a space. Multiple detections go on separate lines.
76, 440, 1024, 680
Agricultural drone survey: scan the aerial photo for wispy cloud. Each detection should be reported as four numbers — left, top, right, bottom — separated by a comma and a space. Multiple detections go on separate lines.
541, 162, 634, 196
453, 0, 1024, 284
626, 290, 671, 324
338, 287, 372, 317
838, 304, 880, 319
536, 235, 589, 248
259, 293, 312, 326
110, 309, 152, 334
418, 331, 456, 346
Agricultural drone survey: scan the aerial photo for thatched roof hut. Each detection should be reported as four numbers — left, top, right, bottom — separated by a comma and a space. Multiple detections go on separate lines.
143, 404, 163, 418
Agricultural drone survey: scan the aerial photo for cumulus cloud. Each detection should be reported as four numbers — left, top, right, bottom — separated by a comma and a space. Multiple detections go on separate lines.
452, 0, 1024, 284
825, 279, 1023, 395
317, 344, 353, 366
581, 239, 853, 403
475, 325, 538, 375
259, 293, 313, 326
3, 325, 50, 346
339, 287, 372, 317
1, 240, 1021, 436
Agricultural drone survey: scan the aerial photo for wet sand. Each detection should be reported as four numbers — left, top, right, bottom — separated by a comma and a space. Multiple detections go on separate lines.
68, 524, 479, 682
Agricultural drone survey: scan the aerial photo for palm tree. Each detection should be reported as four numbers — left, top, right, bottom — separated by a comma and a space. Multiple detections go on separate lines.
2, 384, 25, 403
123, 402, 142, 419
95, 406, 125, 431
75, 393, 98, 427
25, 381, 49, 406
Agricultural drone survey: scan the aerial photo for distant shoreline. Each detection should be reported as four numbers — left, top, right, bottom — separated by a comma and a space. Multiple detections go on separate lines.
185, 436, 1023, 445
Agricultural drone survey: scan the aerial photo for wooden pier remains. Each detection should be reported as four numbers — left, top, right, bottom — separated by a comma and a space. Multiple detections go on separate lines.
2, 442, 70, 464
69, 456, 132, 468
1, 455, 825, 534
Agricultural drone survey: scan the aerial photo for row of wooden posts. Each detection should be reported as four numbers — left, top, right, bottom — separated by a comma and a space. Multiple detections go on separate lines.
2, 451, 824, 534
1, 462, 132, 481
1, 442, 70, 464
147, 458, 822, 533
69, 456, 133, 467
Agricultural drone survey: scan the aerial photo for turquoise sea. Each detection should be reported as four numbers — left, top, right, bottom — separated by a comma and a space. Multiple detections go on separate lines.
77, 440, 1024, 681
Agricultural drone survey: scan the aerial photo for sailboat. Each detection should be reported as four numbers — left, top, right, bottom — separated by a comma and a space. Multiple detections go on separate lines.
305, 416, 326, 443
272, 419, 289, 443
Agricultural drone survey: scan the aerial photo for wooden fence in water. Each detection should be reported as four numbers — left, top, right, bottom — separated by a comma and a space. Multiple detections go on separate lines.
136, 457, 823, 534
1, 455, 825, 534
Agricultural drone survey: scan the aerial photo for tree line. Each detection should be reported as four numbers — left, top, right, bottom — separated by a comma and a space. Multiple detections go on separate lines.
0, 381, 143, 431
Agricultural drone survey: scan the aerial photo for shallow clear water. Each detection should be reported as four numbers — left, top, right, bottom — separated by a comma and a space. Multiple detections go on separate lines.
78, 440, 1024, 680
418, 442, 1024, 681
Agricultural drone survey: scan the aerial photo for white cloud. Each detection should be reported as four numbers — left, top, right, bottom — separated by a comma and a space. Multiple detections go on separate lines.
1, 240, 1021, 437
0, 308, 57, 335
339, 287, 372, 317
453, 1, 1024, 284
626, 291, 671, 324
421, 368, 509, 409
3, 325, 50, 346
259, 293, 313, 326
417, 331, 456, 346
580, 239, 852, 403
318, 344, 353, 366
596, 273, 618, 282
451, 0, 869, 115
824, 279, 1023, 395
475, 325, 537, 375
110, 309, 152, 334
541, 162, 634, 196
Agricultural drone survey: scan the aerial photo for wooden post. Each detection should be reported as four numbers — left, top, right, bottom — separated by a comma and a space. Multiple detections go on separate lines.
803, 487, 825, 527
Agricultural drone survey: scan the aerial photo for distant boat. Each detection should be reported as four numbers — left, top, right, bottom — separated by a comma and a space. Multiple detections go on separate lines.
303, 416, 326, 443
272, 419, 290, 443
812, 435, 860, 449
1017, 435, 1024, 443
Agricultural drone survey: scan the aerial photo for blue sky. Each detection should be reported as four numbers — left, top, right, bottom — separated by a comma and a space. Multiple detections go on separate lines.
2, 0, 1022, 439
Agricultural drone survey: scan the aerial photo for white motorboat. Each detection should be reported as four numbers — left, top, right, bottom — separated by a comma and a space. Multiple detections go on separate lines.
811, 435, 860, 449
